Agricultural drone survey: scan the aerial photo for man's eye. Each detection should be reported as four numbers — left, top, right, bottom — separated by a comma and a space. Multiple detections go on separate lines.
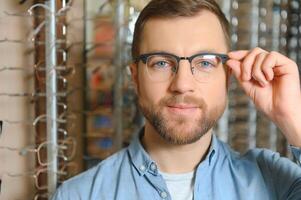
155, 61, 169, 68
201, 61, 213, 67
151, 60, 174, 70
196, 60, 215, 68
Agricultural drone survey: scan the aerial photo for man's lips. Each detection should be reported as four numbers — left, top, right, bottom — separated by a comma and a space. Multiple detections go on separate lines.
166, 104, 199, 109
166, 105, 199, 115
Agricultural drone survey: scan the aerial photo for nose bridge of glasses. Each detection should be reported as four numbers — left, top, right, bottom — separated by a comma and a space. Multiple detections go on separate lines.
175, 57, 194, 75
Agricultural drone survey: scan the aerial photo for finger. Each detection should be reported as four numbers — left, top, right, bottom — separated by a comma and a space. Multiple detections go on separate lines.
268, 51, 298, 75
241, 47, 268, 81
273, 65, 297, 76
269, 51, 294, 66
273, 66, 284, 76
251, 52, 269, 87
261, 53, 277, 81
226, 59, 253, 92
226, 59, 242, 80
228, 50, 249, 61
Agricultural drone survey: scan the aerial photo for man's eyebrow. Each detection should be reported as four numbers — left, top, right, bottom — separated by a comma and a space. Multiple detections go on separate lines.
142, 50, 173, 54
143, 49, 226, 55
194, 49, 225, 54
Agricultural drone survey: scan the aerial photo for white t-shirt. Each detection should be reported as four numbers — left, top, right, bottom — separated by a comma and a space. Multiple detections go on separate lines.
160, 171, 195, 200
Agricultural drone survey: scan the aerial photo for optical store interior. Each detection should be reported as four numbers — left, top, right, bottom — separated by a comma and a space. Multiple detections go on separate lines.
0, 0, 300, 199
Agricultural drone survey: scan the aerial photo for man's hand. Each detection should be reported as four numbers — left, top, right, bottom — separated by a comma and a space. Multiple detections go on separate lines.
226, 47, 301, 147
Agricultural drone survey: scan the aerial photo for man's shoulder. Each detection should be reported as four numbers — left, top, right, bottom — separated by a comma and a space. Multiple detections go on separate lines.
217, 138, 292, 169
68, 147, 129, 183
52, 148, 131, 199
218, 139, 300, 173
218, 139, 300, 184
217, 138, 280, 161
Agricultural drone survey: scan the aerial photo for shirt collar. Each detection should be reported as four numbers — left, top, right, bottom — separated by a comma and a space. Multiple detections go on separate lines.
127, 128, 220, 176
206, 133, 219, 166
128, 128, 158, 176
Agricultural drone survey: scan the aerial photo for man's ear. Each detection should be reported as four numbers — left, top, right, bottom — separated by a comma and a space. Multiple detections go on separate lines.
129, 63, 139, 93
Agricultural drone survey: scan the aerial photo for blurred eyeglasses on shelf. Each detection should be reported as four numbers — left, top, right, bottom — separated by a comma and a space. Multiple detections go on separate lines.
0, 136, 76, 166
2, 162, 78, 190
0, 112, 77, 136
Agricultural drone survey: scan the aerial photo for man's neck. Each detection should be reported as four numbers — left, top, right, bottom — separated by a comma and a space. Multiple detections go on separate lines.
141, 123, 213, 174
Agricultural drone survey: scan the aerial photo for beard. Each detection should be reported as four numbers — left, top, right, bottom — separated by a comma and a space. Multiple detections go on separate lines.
138, 94, 226, 145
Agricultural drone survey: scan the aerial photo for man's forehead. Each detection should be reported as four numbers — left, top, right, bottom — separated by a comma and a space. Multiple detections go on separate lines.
140, 10, 228, 54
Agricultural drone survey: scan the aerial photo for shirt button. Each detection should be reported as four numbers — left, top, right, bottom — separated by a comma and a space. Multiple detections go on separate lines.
150, 163, 157, 171
139, 165, 146, 171
160, 191, 168, 199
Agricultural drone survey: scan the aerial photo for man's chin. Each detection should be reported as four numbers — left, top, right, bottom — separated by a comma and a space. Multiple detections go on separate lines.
158, 127, 206, 145
163, 111, 203, 128
154, 118, 207, 145
139, 101, 216, 144
165, 119, 198, 130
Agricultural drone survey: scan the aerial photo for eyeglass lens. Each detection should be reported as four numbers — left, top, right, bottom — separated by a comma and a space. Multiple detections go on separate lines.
145, 54, 223, 83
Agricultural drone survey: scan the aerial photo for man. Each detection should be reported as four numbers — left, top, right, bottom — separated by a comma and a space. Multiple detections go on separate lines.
52, 0, 301, 199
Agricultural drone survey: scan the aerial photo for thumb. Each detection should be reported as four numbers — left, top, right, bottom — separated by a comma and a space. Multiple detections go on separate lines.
226, 59, 242, 80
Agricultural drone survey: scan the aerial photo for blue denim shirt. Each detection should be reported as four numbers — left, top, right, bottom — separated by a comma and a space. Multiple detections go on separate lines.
52, 129, 301, 200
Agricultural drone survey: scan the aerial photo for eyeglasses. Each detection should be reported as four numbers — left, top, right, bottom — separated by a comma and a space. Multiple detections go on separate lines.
0, 112, 77, 138
135, 52, 229, 83
3, 168, 61, 190
3, 162, 78, 191
0, 137, 76, 166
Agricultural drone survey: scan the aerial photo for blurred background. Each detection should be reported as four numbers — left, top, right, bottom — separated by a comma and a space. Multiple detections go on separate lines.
0, 0, 300, 199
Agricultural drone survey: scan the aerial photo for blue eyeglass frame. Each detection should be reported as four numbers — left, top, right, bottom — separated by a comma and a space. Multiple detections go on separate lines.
135, 52, 229, 65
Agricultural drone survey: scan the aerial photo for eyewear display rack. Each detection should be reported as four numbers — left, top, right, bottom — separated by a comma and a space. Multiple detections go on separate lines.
218, 0, 301, 156
287, 0, 301, 72
0, 0, 80, 199
82, 0, 143, 169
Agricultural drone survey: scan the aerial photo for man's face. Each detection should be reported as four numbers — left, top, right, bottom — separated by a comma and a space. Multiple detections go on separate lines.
132, 10, 229, 145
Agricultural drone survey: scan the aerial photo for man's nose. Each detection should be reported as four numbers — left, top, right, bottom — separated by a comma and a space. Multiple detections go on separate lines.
169, 60, 196, 94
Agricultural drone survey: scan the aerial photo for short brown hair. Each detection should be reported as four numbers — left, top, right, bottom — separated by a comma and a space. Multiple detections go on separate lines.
131, 0, 230, 61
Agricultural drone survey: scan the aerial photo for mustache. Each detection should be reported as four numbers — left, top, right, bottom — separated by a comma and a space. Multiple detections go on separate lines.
159, 95, 206, 108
